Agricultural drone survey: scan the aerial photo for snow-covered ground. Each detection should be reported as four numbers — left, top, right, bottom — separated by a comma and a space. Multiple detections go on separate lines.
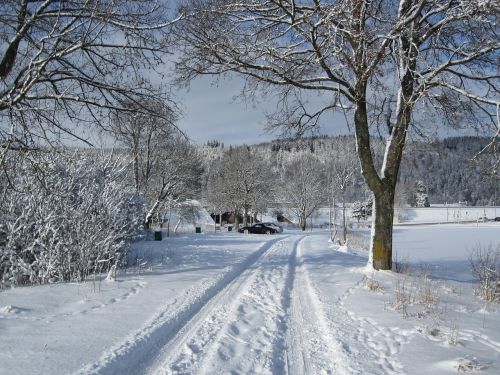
1, 224, 499, 374
397, 206, 500, 224
268, 206, 500, 228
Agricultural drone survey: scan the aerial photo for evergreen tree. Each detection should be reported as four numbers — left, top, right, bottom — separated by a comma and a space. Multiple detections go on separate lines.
414, 181, 430, 208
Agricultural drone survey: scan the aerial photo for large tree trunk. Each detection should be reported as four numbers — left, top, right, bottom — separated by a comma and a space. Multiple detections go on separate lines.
371, 187, 395, 270
354, 73, 411, 269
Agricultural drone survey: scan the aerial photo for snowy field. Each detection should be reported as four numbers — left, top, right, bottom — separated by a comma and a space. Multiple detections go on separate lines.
1, 224, 499, 374
397, 207, 500, 224
270, 206, 500, 229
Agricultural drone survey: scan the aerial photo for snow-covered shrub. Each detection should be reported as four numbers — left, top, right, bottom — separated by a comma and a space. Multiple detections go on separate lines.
364, 275, 383, 292
469, 244, 500, 303
390, 266, 441, 319
456, 357, 488, 373
415, 265, 440, 314
0, 151, 142, 287
392, 274, 413, 318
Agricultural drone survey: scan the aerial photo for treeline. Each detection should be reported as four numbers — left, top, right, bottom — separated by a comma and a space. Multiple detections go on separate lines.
198, 135, 497, 234
399, 137, 498, 206
201, 138, 361, 241
247, 135, 498, 206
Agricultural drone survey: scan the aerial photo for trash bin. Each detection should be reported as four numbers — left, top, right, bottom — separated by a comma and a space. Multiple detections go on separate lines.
195, 226, 201, 233
154, 230, 162, 241
227, 226, 232, 232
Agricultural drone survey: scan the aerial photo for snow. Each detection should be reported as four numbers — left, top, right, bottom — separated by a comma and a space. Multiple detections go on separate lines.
274, 206, 500, 227
397, 206, 499, 224
161, 199, 215, 234
1, 224, 499, 374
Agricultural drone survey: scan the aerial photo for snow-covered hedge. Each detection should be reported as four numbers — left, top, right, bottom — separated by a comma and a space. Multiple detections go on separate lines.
0, 151, 142, 287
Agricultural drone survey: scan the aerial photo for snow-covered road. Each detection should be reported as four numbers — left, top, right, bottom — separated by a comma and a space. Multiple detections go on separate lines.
80, 234, 351, 375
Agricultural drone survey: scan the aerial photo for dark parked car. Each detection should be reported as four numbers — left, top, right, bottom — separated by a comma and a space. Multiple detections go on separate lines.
494, 217, 500, 222
238, 223, 280, 234
260, 222, 283, 233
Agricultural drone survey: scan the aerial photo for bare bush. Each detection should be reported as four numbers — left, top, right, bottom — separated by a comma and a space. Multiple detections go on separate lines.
392, 274, 413, 318
0, 151, 141, 287
391, 265, 441, 319
469, 244, 500, 303
424, 318, 441, 337
456, 357, 488, 373
447, 318, 460, 346
416, 264, 440, 314
364, 275, 383, 292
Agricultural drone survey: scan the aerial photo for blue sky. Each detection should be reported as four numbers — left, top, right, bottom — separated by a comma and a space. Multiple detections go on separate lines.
176, 75, 352, 146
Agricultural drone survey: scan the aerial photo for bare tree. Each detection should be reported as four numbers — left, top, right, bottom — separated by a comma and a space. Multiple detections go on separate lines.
325, 147, 357, 244
143, 136, 202, 229
207, 147, 272, 228
111, 99, 178, 193
205, 161, 227, 229
0, 0, 178, 156
175, 0, 500, 269
277, 154, 325, 231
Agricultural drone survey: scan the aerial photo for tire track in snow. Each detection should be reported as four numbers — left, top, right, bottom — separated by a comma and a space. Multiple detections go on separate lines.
283, 236, 353, 375
74, 235, 286, 375
152, 235, 301, 375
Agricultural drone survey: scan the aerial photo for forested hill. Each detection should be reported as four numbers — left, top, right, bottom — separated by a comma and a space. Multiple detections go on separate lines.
244, 136, 497, 206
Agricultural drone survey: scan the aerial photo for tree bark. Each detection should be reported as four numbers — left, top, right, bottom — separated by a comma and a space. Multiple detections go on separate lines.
371, 187, 395, 270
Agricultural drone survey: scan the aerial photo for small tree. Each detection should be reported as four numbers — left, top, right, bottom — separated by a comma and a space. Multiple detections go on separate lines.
325, 146, 357, 243
413, 180, 430, 208
111, 99, 178, 193
277, 154, 325, 231
207, 147, 272, 227
143, 137, 202, 229
352, 201, 365, 223
352, 197, 373, 223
